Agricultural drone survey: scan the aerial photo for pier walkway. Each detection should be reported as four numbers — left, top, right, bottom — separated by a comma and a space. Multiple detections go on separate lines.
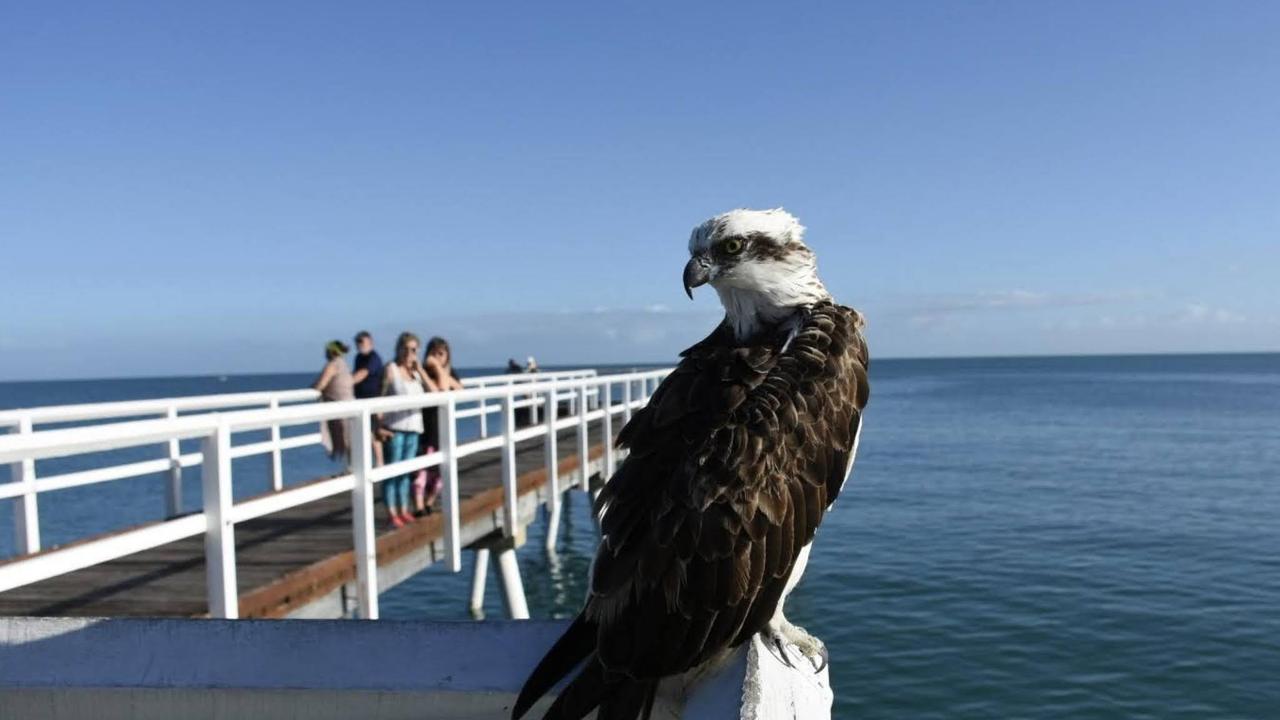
0, 368, 669, 620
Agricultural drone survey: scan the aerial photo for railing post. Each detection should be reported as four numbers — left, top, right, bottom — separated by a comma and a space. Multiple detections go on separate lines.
623, 377, 633, 423
201, 422, 238, 618
439, 399, 462, 573
576, 385, 589, 490
164, 407, 183, 517
601, 381, 615, 480
478, 382, 488, 438
543, 387, 560, 553
350, 408, 378, 619
530, 383, 540, 426
501, 393, 519, 537
268, 398, 283, 492
10, 416, 40, 555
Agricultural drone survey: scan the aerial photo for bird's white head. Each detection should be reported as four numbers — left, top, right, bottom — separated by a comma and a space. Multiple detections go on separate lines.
684, 208, 831, 340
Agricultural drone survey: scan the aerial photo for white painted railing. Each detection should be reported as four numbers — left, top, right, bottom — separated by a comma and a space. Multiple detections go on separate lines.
0, 368, 670, 620
0, 368, 599, 552
458, 369, 599, 437
0, 370, 600, 432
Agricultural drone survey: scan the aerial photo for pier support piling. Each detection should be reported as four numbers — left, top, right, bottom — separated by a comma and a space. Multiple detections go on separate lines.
495, 543, 529, 620
469, 548, 490, 617
544, 498, 562, 554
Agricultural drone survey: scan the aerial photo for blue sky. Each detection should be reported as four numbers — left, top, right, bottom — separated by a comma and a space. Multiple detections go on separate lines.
2, 1, 1278, 380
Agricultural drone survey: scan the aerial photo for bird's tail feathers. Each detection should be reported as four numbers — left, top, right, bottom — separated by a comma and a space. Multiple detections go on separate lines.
540, 653, 609, 720
512, 613, 596, 720
598, 677, 659, 720
540, 656, 657, 720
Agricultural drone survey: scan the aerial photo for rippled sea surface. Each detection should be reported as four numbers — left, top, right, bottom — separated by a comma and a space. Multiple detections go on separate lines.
390, 354, 1280, 718
3, 355, 1279, 718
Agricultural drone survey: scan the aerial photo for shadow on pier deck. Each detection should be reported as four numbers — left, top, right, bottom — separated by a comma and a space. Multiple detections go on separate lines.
0, 426, 608, 619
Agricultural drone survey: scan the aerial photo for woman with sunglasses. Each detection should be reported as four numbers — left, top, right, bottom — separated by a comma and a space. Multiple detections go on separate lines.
376, 332, 438, 528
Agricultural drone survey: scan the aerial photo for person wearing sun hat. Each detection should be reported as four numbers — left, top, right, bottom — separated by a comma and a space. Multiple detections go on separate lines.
311, 339, 355, 462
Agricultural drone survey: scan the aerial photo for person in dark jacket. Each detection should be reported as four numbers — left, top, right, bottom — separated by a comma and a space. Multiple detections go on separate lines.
351, 331, 385, 467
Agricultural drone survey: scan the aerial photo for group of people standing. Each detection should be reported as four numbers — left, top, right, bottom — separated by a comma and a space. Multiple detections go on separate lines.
311, 331, 463, 528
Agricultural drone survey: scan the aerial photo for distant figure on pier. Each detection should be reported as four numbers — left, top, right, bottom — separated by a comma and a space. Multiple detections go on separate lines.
413, 336, 462, 516
508, 357, 534, 427
525, 355, 539, 373
377, 332, 437, 528
351, 330, 386, 467
351, 331, 386, 398
311, 340, 354, 463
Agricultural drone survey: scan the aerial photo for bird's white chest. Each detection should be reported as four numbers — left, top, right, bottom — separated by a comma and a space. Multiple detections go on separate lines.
830, 416, 864, 509
779, 541, 812, 608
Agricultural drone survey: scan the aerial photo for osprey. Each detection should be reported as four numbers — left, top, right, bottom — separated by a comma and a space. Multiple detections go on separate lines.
513, 208, 870, 720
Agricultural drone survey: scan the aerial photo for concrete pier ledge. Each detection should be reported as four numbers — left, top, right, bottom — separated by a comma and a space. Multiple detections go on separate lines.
0, 616, 832, 719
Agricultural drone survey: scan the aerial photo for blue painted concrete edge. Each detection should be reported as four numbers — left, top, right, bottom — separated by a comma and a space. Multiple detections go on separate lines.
0, 617, 566, 692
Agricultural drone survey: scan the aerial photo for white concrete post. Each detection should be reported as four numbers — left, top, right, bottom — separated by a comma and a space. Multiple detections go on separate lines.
543, 389, 560, 553
469, 547, 490, 615
268, 398, 284, 492
501, 393, 518, 537
439, 399, 463, 573
201, 423, 238, 618
529, 385, 539, 425
350, 409, 378, 619
623, 378, 633, 423
164, 407, 183, 517
496, 546, 530, 620
9, 416, 39, 555
576, 385, 589, 491
478, 389, 488, 439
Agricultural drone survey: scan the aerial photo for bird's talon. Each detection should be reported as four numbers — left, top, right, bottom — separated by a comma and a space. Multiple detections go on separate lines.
813, 645, 829, 674
765, 635, 795, 668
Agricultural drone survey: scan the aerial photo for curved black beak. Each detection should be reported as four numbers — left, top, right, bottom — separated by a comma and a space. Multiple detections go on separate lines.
683, 255, 711, 299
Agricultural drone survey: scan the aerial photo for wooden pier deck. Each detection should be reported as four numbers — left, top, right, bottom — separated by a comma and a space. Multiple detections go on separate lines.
0, 425, 609, 619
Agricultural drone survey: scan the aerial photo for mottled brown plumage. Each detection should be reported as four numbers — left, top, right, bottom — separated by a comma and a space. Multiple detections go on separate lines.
513, 301, 869, 720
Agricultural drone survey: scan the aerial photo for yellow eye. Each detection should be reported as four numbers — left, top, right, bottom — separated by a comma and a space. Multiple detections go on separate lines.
723, 237, 744, 254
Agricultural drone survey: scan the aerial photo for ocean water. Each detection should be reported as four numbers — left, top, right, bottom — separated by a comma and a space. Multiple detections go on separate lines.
2, 354, 1278, 718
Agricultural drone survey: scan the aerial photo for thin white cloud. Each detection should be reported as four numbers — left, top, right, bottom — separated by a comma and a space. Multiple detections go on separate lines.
1176, 304, 1246, 325
898, 289, 1150, 326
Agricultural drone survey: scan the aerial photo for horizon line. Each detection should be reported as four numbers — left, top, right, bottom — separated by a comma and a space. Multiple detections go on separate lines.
1, 348, 1276, 386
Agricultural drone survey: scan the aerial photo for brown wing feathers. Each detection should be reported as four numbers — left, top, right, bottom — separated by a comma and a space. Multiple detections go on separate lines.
513, 302, 868, 720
